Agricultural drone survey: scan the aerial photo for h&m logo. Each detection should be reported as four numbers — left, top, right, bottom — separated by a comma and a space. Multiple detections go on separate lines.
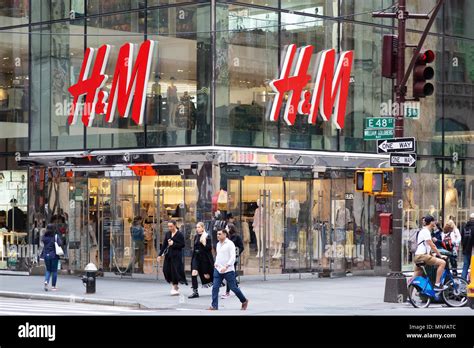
268, 44, 353, 129
68, 40, 155, 127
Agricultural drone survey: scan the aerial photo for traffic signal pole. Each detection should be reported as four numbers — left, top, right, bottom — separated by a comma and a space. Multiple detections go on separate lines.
373, 0, 444, 303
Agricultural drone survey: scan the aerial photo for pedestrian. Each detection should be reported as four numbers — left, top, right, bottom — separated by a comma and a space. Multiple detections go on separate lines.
188, 222, 214, 299
413, 215, 448, 292
443, 220, 461, 275
40, 224, 62, 291
461, 213, 474, 280
208, 228, 248, 311
221, 223, 244, 300
157, 220, 187, 295
131, 216, 145, 273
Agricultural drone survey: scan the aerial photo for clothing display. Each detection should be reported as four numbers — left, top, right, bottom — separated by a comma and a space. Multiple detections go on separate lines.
312, 227, 323, 261
445, 179, 458, 221
271, 204, 284, 244
345, 230, 354, 259
7, 206, 26, 232
241, 221, 250, 264
335, 207, 351, 228
286, 198, 300, 220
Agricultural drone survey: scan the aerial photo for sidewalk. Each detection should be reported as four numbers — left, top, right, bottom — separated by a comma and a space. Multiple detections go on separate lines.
0, 274, 472, 315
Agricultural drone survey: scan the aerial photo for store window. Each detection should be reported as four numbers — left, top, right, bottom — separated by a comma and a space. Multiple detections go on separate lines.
146, 4, 212, 147
217, 0, 278, 9
401, 158, 442, 271
339, 22, 388, 153
87, 0, 144, 16
85, 12, 146, 149
443, 37, 474, 158
282, 0, 336, 17
0, 27, 29, 154
0, 170, 27, 231
31, 0, 85, 23
0, 0, 29, 27
215, 4, 279, 148
340, 0, 394, 27
30, 20, 85, 151
445, 0, 474, 39
279, 13, 338, 151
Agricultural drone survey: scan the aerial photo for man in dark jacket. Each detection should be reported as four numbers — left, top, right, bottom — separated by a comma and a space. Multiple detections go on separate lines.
461, 213, 474, 280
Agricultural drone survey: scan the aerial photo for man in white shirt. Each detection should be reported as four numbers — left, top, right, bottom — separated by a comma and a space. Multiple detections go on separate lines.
413, 215, 448, 291
208, 229, 248, 311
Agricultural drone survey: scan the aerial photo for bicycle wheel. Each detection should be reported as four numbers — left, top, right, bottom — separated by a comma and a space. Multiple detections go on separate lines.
408, 284, 431, 308
442, 276, 468, 307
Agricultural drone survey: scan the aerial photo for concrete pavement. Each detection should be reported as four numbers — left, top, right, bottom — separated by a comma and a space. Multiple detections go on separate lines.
0, 274, 472, 315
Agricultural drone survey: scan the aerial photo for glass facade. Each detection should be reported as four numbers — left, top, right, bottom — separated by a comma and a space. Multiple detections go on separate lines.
0, 1, 472, 277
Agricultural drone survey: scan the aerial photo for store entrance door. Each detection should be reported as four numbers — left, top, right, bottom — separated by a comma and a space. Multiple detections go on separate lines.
92, 177, 139, 275
283, 178, 312, 274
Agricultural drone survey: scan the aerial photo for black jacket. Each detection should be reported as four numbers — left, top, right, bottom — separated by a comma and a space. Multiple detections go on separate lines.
230, 234, 244, 256
191, 233, 214, 284
462, 220, 474, 254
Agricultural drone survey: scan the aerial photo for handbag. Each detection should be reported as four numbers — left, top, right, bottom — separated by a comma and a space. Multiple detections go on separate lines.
55, 234, 64, 257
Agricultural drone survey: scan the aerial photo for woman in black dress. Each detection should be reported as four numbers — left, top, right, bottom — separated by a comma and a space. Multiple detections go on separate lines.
188, 222, 214, 299
157, 220, 187, 295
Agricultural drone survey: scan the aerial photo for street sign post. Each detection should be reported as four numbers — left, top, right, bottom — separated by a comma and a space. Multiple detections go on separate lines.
364, 129, 395, 140
364, 117, 395, 140
377, 137, 416, 153
365, 117, 395, 129
405, 103, 420, 119
390, 153, 417, 167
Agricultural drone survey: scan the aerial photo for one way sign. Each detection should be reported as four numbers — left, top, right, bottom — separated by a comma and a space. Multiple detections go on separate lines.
390, 153, 417, 168
377, 137, 416, 153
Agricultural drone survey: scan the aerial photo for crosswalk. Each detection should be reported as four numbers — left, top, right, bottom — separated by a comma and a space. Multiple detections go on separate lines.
0, 298, 151, 316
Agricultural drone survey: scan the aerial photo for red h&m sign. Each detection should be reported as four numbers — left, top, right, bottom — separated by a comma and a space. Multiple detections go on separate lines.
68, 40, 155, 127
269, 44, 353, 129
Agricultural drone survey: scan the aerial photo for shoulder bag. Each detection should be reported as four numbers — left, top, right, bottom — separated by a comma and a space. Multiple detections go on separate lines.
55, 234, 64, 257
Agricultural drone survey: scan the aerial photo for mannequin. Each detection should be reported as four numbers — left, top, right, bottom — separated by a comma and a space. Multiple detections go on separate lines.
271, 200, 284, 258
167, 77, 178, 127
403, 177, 418, 229
428, 204, 438, 222
253, 199, 264, 258
445, 179, 458, 222
286, 191, 300, 250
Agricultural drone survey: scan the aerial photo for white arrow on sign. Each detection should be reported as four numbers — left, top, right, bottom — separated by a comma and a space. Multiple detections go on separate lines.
378, 140, 414, 152
391, 154, 416, 166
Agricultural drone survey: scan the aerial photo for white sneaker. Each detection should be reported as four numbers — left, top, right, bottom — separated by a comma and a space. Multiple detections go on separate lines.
170, 289, 180, 296
220, 293, 231, 299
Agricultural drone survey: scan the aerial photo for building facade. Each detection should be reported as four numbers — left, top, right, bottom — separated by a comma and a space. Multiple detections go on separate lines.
0, 0, 473, 277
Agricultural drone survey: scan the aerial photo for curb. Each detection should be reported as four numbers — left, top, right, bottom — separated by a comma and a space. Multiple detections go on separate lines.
0, 291, 146, 309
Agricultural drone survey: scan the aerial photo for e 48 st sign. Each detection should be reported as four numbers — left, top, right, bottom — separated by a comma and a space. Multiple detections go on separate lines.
268, 44, 354, 129
68, 40, 155, 127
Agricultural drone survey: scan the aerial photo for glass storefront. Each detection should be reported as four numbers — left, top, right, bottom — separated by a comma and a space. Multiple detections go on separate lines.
0, 1, 472, 277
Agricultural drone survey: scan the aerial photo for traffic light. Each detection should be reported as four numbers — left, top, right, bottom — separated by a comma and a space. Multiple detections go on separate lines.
382, 35, 398, 79
413, 49, 435, 99
354, 168, 394, 196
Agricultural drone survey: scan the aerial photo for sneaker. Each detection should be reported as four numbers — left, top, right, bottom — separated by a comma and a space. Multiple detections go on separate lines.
188, 291, 199, 299
207, 306, 217, 311
44, 283, 48, 292
241, 300, 249, 310
221, 293, 230, 299
51, 287, 58, 291
170, 289, 180, 296
434, 284, 448, 292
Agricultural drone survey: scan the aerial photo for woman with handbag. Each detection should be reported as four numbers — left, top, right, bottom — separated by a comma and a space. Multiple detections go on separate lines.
40, 224, 63, 291
188, 222, 214, 299
157, 220, 187, 295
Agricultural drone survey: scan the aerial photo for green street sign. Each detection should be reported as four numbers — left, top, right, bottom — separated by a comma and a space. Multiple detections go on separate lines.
405, 106, 420, 119
363, 129, 394, 140
365, 117, 395, 129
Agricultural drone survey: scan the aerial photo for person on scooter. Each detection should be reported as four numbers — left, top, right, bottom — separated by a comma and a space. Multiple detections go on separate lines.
413, 215, 448, 292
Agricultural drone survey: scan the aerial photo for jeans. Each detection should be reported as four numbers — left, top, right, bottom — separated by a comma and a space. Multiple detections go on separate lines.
226, 263, 239, 293
134, 240, 144, 272
211, 269, 246, 310
462, 253, 471, 280
44, 255, 59, 287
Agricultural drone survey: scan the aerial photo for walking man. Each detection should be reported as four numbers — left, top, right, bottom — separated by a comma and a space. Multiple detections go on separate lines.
208, 228, 248, 311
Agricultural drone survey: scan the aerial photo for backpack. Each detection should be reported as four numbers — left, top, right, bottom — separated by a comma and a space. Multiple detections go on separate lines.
442, 232, 454, 252
409, 229, 423, 254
